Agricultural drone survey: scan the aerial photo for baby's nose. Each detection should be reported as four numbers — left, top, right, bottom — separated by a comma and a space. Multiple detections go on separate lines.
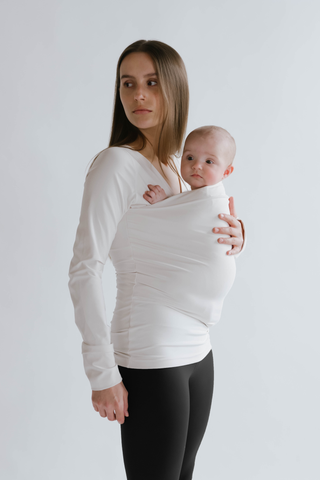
192, 161, 202, 169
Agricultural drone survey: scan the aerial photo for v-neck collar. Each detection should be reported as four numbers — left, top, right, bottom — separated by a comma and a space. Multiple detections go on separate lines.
122, 146, 174, 196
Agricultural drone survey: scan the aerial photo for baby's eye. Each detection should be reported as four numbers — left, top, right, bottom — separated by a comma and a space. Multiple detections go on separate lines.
206, 160, 214, 164
187, 155, 194, 161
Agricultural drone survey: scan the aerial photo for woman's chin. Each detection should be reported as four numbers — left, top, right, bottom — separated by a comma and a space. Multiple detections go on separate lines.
128, 116, 158, 131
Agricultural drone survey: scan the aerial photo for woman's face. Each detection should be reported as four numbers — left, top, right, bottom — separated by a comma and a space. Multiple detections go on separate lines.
119, 52, 164, 136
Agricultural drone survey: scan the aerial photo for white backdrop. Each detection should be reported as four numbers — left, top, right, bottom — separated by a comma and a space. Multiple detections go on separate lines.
1, 0, 319, 479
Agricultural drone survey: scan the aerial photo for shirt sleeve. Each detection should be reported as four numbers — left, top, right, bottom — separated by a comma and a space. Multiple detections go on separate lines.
68, 147, 136, 391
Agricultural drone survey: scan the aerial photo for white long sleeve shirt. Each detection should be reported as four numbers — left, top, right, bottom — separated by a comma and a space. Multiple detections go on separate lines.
68, 146, 237, 391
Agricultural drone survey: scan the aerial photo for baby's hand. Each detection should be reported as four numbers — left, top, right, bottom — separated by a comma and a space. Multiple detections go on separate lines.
143, 184, 167, 204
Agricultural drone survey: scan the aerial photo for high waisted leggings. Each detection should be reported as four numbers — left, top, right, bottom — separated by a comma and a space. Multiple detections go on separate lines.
118, 349, 214, 480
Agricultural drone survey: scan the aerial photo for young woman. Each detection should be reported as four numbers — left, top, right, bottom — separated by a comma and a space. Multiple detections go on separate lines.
68, 40, 245, 480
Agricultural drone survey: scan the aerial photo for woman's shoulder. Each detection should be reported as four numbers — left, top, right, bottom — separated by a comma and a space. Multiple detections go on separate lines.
87, 146, 138, 178
90, 146, 136, 167
83, 147, 138, 202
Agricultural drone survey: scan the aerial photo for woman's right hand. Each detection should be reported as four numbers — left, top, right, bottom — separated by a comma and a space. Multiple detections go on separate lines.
92, 381, 129, 424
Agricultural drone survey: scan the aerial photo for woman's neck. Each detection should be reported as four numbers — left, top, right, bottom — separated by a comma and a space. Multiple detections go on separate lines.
129, 131, 158, 164
127, 132, 181, 195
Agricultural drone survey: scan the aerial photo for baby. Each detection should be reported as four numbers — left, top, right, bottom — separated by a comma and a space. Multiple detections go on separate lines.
143, 125, 235, 203
136, 124, 237, 328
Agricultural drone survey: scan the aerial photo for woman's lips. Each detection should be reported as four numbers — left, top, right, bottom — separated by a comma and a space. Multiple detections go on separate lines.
133, 109, 152, 114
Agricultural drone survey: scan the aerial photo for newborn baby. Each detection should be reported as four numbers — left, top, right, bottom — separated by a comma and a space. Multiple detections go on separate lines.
110, 126, 238, 366
124, 125, 238, 331
143, 125, 235, 203
131, 125, 237, 327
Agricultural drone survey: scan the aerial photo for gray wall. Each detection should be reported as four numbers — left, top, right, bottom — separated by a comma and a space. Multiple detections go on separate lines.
1, 0, 319, 478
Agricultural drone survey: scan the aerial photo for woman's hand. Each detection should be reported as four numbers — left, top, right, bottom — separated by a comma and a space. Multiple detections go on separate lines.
213, 197, 244, 255
92, 381, 129, 424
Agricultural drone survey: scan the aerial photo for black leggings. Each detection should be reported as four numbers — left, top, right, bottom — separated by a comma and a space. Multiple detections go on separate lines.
118, 350, 214, 480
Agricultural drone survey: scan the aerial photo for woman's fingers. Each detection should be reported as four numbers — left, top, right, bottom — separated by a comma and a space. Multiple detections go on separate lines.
110, 398, 125, 424
227, 245, 241, 255
228, 196, 237, 218
124, 399, 129, 417
92, 383, 128, 424
217, 235, 241, 255
226, 197, 245, 254
213, 211, 243, 256
213, 219, 241, 238
123, 384, 129, 417
217, 233, 241, 245
215, 225, 234, 236
104, 406, 115, 421
217, 213, 239, 227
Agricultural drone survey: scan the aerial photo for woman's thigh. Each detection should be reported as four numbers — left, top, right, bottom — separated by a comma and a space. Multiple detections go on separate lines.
178, 350, 214, 480
119, 364, 190, 480
119, 351, 214, 480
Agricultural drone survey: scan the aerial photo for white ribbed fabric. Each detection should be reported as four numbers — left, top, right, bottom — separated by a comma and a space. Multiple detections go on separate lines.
68, 146, 237, 391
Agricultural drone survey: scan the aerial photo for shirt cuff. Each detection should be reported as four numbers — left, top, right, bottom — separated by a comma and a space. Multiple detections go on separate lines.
81, 342, 122, 391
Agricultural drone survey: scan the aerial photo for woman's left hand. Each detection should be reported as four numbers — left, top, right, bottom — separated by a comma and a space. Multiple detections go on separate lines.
213, 197, 244, 256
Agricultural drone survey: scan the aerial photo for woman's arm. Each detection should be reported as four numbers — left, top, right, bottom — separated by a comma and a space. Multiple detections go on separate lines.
68, 148, 136, 392
213, 197, 245, 256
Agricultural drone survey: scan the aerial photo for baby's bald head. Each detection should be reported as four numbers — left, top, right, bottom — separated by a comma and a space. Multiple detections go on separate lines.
185, 125, 236, 166
181, 125, 236, 189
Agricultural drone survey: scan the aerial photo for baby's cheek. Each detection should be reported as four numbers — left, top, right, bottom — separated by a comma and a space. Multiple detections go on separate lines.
207, 170, 219, 184
180, 165, 189, 183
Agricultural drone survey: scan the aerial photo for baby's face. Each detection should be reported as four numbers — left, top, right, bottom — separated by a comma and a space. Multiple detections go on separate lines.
181, 133, 233, 190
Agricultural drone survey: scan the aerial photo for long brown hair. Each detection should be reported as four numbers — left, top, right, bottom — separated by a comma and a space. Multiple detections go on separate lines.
89, 40, 189, 178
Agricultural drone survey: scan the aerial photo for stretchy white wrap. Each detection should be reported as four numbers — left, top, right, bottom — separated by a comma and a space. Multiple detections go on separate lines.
68, 147, 237, 390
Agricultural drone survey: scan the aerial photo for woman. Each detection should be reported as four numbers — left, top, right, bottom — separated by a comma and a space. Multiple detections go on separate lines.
68, 40, 244, 480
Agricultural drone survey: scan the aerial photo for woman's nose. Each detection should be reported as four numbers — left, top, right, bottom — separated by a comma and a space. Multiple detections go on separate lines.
134, 86, 146, 101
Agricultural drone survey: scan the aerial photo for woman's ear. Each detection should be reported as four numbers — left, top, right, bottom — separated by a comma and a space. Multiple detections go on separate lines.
222, 165, 234, 179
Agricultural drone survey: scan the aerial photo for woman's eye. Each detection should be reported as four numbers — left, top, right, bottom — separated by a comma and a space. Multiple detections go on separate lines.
148, 80, 157, 86
123, 81, 133, 88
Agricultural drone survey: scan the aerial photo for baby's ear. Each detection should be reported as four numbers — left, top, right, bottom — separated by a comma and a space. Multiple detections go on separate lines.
222, 165, 234, 179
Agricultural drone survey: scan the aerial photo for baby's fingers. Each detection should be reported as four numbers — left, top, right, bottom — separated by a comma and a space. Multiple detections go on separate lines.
143, 190, 156, 204
147, 184, 162, 192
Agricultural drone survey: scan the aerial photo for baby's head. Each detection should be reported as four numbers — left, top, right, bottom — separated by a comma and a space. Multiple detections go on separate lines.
181, 126, 236, 190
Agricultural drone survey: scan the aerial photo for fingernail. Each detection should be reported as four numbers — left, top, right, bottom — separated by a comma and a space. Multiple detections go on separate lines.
220, 214, 224, 218
213, 228, 219, 232
218, 239, 224, 243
